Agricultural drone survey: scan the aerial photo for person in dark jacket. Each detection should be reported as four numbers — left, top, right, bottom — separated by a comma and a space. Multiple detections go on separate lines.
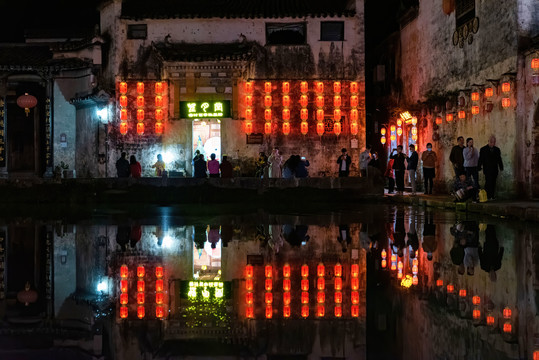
337, 148, 352, 177
407, 144, 419, 195
478, 135, 503, 200
479, 224, 504, 282
219, 155, 233, 178
295, 155, 309, 178
449, 136, 465, 177
193, 153, 207, 178
390, 145, 408, 195
116, 152, 130, 178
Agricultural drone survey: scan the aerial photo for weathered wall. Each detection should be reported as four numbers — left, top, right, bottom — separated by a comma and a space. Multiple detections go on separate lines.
53, 82, 76, 173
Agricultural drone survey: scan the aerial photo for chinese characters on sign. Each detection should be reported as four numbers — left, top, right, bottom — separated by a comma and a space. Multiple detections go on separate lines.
45, 99, 52, 167
0, 98, 5, 167
180, 100, 231, 119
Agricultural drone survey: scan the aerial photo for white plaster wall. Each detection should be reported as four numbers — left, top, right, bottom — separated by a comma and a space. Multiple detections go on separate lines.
53, 82, 76, 172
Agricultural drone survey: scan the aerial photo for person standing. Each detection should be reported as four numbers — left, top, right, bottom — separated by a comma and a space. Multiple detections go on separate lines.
295, 155, 310, 178
337, 148, 352, 177
129, 155, 142, 178
359, 145, 372, 177
421, 143, 437, 194
478, 135, 503, 200
463, 137, 479, 189
219, 155, 233, 178
449, 136, 465, 177
407, 144, 418, 195
193, 153, 207, 178
268, 147, 283, 178
151, 154, 165, 177
207, 153, 220, 178
116, 152, 130, 178
390, 145, 407, 195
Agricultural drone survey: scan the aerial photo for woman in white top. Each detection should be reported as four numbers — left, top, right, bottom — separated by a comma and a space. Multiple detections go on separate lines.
268, 147, 283, 178
463, 137, 479, 188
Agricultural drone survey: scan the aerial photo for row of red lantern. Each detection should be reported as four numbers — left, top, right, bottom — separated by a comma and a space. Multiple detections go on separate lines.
118, 81, 166, 135
119, 264, 165, 319
245, 119, 354, 136
246, 81, 358, 96
264, 265, 273, 318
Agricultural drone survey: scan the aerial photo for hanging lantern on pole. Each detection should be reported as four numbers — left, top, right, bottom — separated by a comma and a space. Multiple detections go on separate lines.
17, 93, 38, 117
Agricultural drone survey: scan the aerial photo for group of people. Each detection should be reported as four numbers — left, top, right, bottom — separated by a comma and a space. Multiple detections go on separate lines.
256, 148, 310, 179
192, 150, 233, 178
450, 135, 503, 201
116, 153, 167, 178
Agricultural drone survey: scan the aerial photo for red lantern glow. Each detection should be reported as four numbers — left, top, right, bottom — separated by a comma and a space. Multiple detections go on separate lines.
282, 122, 290, 135
317, 263, 325, 277
351, 277, 359, 291
155, 279, 164, 292
503, 307, 511, 319
300, 121, 308, 135
246, 306, 254, 318
137, 109, 145, 121
137, 266, 145, 278
264, 109, 272, 121
335, 291, 342, 304
390, 125, 396, 132
334, 109, 341, 121
265, 305, 273, 318
316, 291, 325, 303
283, 264, 291, 278
502, 82, 511, 92
317, 278, 325, 291
447, 284, 454, 293
265, 292, 273, 304
283, 278, 291, 291
282, 81, 290, 93
333, 82, 341, 93
334, 306, 342, 317
156, 292, 164, 305
351, 264, 359, 277
301, 279, 309, 291
316, 305, 325, 317
120, 306, 128, 319
136, 122, 144, 135
245, 108, 253, 120
350, 121, 358, 135
245, 278, 253, 291
301, 305, 309, 318
283, 305, 291, 318
333, 95, 341, 107
245, 121, 253, 135
155, 95, 163, 107
350, 109, 358, 122
120, 95, 127, 107
315, 82, 324, 93
264, 95, 272, 107
485, 88, 494, 97
486, 315, 495, 326
334, 263, 342, 277
301, 291, 309, 304
265, 122, 272, 135
316, 96, 324, 108
300, 81, 308, 93
503, 322, 512, 333
244, 82, 253, 93
412, 276, 418, 285
532, 58, 539, 69
316, 109, 324, 121
244, 95, 252, 106
137, 82, 144, 94
351, 291, 360, 305
265, 278, 273, 291
333, 122, 341, 136
137, 292, 145, 305
472, 296, 480, 305
458, 110, 466, 119
120, 293, 128, 305
446, 113, 453, 122
300, 95, 308, 107
350, 81, 359, 93
119, 82, 127, 94
351, 305, 359, 317
459, 289, 467, 297
381, 259, 387, 268
380, 127, 387, 136
137, 280, 145, 292
316, 122, 324, 136
136, 96, 144, 107
390, 134, 396, 141
397, 272, 403, 279
283, 291, 291, 305
155, 109, 164, 121
265, 265, 273, 278
436, 279, 443, 287
155, 82, 164, 94
502, 98, 510, 108
473, 309, 481, 320
120, 280, 128, 293
471, 106, 479, 115
381, 137, 387, 145
301, 264, 309, 278
300, 108, 308, 120
137, 306, 145, 319
156, 305, 165, 318
120, 265, 128, 278
471, 92, 480, 101
245, 292, 253, 305
120, 109, 128, 121
334, 277, 342, 291
264, 82, 272, 93
282, 95, 290, 107
350, 95, 359, 108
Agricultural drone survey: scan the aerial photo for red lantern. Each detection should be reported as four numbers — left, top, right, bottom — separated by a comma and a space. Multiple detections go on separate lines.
351, 305, 359, 317
155, 109, 163, 121
137, 266, 144, 278
119, 82, 128, 94
333, 109, 341, 121
137, 122, 144, 135
245, 108, 253, 120
351, 291, 359, 305
301, 264, 309, 278
282, 109, 290, 121
137, 109, 145, 121
282, 95, 290, 107
350, 95, 359, 108
265, 265, 273, 278
300, 81, 308, 93
155, 266, 164, 278
264, 109, 272, 121
502, 98, 511, 108
300, 121, 308, 135
120, 306, 128, 319
155, 95, 163, 107
301, 291, 309, 304
265, 122, 272, 135
244, 82, 253, 93
246, 306, 254, 318
283, 264, 291, 278
350, 81, 359, 93
156, 292, 164, 304
137, 82, 144, 94
381, 259, 387, 268
137, 292, 145, 304
502, 82, 511, 92
380, 127, 387, 136
334, 306, 342, 317
333, 122, 341, 136
381, 137, 387, 145
245, 292, 253, 305
503, 323, 512, 333
265, 278, 273, 291
316, 122, 324, 136
316, 96, 324, 108
120, 95, 128, 107
315, 81, 324, 93
282, 81, 290, 93
473, 309, 481, 320
244, 95, 253, 106
316, 109, 324, 121
283, 305, 291, 318
156, 305, 165, 318
156, 279, 164, 292
446, 113, 453, 122
412, 276, 418, 285
120, 293, 128, 305
301, 305, 309, 318
486, 315, 495, 326
351, 264, 359, 277
458, 110, 466, 119
447, 284, 454, 293
300, 95, 308, 107
282, 121, 290, 135
396, 127, 402, 136
283, 278, 291, 292
245, 121, 253, 135
485, 88, 494, 97
120, 109, 128, 121
120, 265, 128, 278
283, 291, 291, 305
436, 279, 443, 287
334, 277, 342, 291
264, 82, 272, 93
333, 81, 341, 93
334, 263, 342, 277
155, 82, 164, 94
264, 95, 272, 107
245, 278, 253, 291
471, 106, 479, 115
471, 92, 480, 101
333, 95, 341, 107
16, 93, 38, 117
301, 279, 309, 291
350, 121, 358, 135
334, 291, 342, 304
435, 116, 443, 125
503, 307, 511, 319
317, 263, 325, 277
316, 304, 325, 317
472, 296, 480, 305
351, 277, 359, 291
120, 280, 128, 293
317, 291, 325, 303
136, 96, 144, 107
137, 280, 145, 292
317, 278, 325, 290
137, 306, 145, 319
390, 134, 396, 141
532, 58, 539, 69
245, 265, 253, 278
350, 109, 358, 121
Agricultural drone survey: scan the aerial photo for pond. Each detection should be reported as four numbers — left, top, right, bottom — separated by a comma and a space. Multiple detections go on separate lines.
0, 205, 537, 360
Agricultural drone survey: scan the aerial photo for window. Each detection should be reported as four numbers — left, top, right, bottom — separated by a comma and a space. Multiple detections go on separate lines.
127, 24, 147, 39
266, 23, 306, 45
321, 21, 344, 41
455, 0, 475, 28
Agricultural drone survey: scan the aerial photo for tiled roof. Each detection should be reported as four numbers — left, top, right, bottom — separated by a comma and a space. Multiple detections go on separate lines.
153, 42, 255, 62
121, 0, 356, 19
0, 45, 93, 71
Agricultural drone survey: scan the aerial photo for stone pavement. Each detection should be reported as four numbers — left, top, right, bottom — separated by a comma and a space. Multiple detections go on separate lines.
386, 191, 539, 222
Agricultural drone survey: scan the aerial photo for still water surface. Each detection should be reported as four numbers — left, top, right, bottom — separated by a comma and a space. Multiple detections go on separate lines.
0, 204, 537, 360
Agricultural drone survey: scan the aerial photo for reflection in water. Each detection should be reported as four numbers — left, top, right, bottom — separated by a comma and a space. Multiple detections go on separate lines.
0, 206, 537, 359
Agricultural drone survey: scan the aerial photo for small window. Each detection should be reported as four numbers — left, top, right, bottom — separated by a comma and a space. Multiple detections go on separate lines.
455, 0, 475, 27
127, 24, 147, 40
321, 21, 344, 41
266, 23, 306, 45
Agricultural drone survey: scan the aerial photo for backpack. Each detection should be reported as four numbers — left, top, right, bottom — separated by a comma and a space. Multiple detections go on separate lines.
478, 189, 488, 203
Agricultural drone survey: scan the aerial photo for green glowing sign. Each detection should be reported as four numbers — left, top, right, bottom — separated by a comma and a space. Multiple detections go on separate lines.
180, 100, 231, 118
179, 280, 231, 300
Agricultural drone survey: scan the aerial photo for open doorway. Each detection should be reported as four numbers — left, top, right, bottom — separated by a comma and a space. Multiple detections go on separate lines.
192, 119, 221, 162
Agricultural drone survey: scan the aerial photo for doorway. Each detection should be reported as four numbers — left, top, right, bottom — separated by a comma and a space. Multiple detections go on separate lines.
192, 119, 221, 162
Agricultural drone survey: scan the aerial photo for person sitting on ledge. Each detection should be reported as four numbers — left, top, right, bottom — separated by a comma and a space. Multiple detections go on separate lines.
452, 172, 478, 202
